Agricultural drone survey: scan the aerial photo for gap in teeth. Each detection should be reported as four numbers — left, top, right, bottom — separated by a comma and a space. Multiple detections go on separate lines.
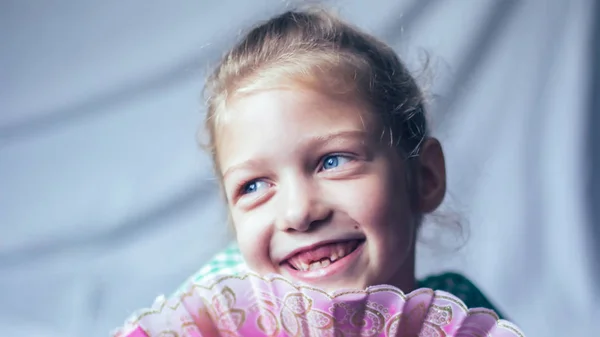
291, 241, 360, 271
304, 246, 348, 271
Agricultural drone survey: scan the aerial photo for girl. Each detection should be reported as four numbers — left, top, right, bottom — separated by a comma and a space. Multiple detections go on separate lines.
183, 7, 504, 317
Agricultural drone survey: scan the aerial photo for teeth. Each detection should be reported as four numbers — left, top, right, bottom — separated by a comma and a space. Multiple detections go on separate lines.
337, 246, 346, 259
307, 259, 331, 271
287, 240, 362, 272
330, 252, 339, 262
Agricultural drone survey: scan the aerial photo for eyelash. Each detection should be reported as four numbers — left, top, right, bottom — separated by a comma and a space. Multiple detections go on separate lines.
235, 153, 355, 197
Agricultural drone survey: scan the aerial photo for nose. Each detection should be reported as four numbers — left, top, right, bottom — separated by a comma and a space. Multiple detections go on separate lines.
276, 174, 332, 232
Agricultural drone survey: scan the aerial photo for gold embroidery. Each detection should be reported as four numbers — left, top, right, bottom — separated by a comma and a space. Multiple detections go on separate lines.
256, 307, 279, 336
207, 287, 246, 334
349, 307, 385, 335
123, 273, 524, 337
279, 292, 336, 336
425, 304, 452, 326
420, 321, 446, 337
497, 321, 526, 337
386, 313, 402, 336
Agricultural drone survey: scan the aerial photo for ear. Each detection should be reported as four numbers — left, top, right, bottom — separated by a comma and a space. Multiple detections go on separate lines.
417, 137, 447, 213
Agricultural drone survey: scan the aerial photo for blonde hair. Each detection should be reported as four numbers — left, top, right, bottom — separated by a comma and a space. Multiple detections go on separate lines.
203, 7, 428, 201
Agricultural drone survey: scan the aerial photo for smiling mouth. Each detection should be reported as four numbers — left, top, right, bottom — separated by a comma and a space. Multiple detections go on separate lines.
283, 239, 364, 272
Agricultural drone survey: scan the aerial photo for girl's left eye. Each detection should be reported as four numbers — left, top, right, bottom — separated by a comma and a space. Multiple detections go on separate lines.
321, 155, 351, 170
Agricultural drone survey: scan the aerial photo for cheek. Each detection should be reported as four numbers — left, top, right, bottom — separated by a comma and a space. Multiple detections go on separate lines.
231, 210, 275, 273
338, 175, 409, 229
336, 168, 415, 253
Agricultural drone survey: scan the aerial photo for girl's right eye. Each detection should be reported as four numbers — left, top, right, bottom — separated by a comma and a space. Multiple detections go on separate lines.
240, 180, 269, 195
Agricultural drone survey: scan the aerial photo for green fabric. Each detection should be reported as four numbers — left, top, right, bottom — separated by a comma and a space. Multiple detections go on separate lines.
417, 272, 505, 319
178, 243, 504, 319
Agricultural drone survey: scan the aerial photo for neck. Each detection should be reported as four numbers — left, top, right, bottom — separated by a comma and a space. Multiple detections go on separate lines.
389, 249, 417, 293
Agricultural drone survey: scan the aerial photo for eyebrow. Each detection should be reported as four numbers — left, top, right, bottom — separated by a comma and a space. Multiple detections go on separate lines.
310, 130, 368, 144
222, 158, 264, 180
221, 130, 368, 179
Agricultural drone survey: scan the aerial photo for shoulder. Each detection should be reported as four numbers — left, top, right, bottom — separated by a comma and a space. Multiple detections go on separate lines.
172, 243, 248, 296
418, 271, 506, 319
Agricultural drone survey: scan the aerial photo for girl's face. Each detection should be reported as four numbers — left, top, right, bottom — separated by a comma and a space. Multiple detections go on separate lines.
217, 87, 432, 292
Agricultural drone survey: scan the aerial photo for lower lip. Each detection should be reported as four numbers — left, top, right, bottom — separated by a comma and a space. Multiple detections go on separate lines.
282, 240, 365, 281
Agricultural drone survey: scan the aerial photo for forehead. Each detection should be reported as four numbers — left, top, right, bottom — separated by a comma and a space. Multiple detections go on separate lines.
223, 86, 373, 124
215, 88, 379, 157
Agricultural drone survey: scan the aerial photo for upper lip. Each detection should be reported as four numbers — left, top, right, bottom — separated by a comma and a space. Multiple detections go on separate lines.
278, 237, 365, 265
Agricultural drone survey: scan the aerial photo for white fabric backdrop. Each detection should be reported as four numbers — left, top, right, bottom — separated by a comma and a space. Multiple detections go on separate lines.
1, 0, 597, 336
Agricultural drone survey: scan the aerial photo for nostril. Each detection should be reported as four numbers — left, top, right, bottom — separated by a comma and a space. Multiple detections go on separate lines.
305, 212, 333, 232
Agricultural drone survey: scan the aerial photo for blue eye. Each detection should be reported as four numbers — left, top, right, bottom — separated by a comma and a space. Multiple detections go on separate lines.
322, 155, 350, 170
241, 180, 268, 195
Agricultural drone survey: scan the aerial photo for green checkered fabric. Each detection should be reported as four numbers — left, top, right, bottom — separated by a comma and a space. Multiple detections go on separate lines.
176, 243, 505, 319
